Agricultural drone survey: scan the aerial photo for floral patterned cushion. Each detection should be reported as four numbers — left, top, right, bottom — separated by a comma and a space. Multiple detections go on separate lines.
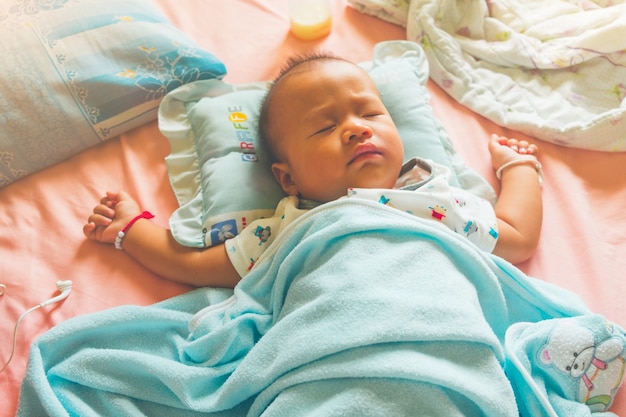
0, 0, 226, 187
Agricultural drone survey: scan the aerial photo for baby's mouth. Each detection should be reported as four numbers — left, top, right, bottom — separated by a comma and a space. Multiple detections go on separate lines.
348, 143, 382, 165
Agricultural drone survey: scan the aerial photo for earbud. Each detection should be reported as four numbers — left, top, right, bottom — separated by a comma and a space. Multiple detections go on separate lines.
0, 279, 73, 373
40, 280, 72, 307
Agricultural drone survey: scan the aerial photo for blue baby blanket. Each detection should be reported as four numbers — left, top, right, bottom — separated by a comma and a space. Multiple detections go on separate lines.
18, 199, 626, 416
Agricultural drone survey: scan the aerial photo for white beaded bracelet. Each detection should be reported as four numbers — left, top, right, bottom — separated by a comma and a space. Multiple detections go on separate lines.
114, 231, 126, 250
114, 211, 155, 250
495, 158, 543, 184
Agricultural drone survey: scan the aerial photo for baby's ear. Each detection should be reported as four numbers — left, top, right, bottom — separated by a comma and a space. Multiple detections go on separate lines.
272, 162, 299, 196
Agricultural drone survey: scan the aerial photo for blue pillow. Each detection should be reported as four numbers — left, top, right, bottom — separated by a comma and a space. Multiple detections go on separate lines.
160, 41, 495, 248
0, 0, 226, 187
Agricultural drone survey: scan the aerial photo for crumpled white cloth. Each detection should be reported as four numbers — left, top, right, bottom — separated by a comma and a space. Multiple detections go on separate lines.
394, 0, 626, 151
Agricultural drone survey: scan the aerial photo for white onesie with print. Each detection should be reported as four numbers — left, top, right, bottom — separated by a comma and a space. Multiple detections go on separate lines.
225, 158, 498, 278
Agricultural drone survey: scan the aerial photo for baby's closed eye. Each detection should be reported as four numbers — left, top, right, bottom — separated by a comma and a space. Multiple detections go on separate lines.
362, 112, 384, 119
311, 124, 336, 136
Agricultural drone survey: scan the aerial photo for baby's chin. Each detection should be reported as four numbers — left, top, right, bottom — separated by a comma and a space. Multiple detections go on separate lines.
302, 180, 398, 203
350, 178, 398, 191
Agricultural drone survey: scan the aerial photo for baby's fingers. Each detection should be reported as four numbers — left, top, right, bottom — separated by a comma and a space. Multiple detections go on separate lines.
493, 135, 539, 155
517, 140, 538, 155
83, 214, 113, 242
88, 212, 113, 226
83, 222, 97, 240
92, 203, 116, 219
497, 137, 519, 151
99, 193, 119, 208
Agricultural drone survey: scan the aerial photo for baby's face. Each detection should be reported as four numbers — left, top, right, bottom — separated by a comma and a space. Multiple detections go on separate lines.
269, 60, 404, 203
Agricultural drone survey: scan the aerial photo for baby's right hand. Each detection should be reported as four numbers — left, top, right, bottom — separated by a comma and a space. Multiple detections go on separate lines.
83, 191, 141, 244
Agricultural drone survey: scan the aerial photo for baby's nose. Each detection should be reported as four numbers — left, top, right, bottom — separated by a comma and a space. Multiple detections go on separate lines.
361, 127, 373, 138
350, 125, 373, 141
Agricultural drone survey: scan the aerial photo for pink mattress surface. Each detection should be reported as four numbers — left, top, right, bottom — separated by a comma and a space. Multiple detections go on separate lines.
2, 1, 626, 415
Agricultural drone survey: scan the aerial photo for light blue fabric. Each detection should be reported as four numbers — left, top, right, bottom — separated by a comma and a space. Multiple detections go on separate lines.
18, 199, 623, 416
506, 315, 626, 417
0, 0, 226, 187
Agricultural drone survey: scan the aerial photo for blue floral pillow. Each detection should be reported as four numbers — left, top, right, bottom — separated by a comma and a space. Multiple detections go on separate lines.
0, 0, 226, 187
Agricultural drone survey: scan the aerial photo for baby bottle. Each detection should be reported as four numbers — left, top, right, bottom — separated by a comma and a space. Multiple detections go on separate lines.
289, 0, 332, 41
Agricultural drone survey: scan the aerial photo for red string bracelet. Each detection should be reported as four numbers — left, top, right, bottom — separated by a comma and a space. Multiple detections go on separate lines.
114, 211, 155, 250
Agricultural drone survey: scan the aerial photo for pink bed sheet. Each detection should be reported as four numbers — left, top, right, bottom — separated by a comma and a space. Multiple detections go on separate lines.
2, 1, 626, 415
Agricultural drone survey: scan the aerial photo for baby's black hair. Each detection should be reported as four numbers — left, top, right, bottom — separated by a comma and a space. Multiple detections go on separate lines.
272, 50, 346, 86
258, 51, 350, 164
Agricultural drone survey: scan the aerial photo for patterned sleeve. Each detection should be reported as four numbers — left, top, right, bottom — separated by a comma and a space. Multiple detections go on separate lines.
347, 165, 499, 252
224, 196, 308, 277
446, 183, 499, 253
422, 161, 499, 252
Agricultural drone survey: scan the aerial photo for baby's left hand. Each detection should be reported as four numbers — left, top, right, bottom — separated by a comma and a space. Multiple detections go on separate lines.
488, 134, 538, 171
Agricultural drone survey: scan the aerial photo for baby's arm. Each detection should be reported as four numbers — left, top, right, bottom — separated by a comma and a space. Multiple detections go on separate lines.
83, 191, 240, 288
489, 135, 542, 264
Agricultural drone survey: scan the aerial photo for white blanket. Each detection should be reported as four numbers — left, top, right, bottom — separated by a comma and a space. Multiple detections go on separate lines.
404, 0, 626, 151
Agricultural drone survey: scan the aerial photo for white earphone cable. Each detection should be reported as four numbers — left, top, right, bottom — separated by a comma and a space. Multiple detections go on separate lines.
0, 280, 72, 373
0, 304, 41, 373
